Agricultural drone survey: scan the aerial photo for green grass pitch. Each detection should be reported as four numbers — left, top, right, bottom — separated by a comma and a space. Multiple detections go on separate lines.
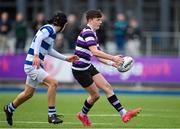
0, 93, 180, 128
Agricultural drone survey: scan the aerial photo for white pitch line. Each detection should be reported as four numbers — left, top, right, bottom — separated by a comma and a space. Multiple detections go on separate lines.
1, 112, 180, 118
59, 113, 180, 118
87, 114, 153, 117
1, 108, 179, 114
144, 108, 180, 112
0, 120, 113, 125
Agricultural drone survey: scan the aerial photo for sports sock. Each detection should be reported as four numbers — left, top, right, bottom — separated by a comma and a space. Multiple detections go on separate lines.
48, 106, 56, 117
107, 94, 127, 117
80, 100, 93, 116
7, 103, 16, 113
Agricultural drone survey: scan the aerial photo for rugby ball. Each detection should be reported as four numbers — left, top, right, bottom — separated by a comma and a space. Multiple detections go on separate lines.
117, 56, 133, 72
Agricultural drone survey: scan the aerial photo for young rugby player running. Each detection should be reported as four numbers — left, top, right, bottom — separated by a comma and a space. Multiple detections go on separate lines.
4, 11, 79, 126
72, 10, 141, 126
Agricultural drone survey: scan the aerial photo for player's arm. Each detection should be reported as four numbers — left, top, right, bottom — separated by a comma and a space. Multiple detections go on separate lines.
33, 29, 50, 68
83, 30, 123, 65
89, 45, 123, 65
96, 57, 118, 68
48, 46, 79, 62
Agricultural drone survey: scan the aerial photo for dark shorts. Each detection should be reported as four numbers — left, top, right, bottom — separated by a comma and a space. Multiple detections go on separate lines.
72, 65, 99, 88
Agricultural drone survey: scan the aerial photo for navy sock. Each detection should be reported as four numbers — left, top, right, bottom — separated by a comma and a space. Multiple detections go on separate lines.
48, 106, 56, 117
7, 103, 16, 113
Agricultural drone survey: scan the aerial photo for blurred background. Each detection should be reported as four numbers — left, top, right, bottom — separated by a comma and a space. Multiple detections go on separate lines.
0, 0, 180, 94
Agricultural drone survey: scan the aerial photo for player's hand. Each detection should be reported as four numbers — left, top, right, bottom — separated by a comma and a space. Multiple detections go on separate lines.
112, 55, 123, 66
112, 62, 119, 68
66, 55, 79, 62
33, 55, 40, 69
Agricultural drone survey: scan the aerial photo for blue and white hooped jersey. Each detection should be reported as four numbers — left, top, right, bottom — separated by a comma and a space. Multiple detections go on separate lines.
25, 24, 56, 68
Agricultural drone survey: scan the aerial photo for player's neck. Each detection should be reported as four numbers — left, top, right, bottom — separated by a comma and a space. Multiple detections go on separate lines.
54, 25, 61, 32
87, 23, 95, 31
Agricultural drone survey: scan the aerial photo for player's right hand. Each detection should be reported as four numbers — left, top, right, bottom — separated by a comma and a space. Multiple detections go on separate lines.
112, 62, 119, 68
66, 55, 79, 62
112, 55, 124, 66
33, 55, 40, 69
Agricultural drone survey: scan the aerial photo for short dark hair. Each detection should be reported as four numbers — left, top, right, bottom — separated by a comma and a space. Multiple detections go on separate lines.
48, 11, 67, 29
86, 10, 102, 21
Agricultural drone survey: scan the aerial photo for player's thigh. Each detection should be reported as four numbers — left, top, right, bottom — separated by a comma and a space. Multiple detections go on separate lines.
93, 73, 112, 91
42, 75, 58, 87
24, 65, 49, 88
24, 84, 36, 96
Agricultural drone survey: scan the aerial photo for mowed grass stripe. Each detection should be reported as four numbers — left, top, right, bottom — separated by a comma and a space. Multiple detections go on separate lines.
0, 93, 180, 128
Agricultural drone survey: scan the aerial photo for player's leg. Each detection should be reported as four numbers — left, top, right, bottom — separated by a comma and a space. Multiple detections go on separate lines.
93, 73, 141, 123
77, 83, 100, 126
42, 75, 63, 124
4, 84, 35, 126
92, 73, 127, 115
72, 66, 100, 126
79, 83, 100, 116
13, 84, 35, 107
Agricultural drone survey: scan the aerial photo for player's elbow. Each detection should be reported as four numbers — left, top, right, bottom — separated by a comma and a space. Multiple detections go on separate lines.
91, 49, 100, 57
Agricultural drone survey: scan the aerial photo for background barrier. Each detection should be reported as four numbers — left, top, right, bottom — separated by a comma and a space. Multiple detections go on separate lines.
1, 54, 180, 83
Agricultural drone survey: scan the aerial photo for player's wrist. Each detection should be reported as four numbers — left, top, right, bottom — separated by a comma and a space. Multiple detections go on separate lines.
64, 56, 68, 61
59, 54, 68, 61
111, 56, 115, 62
34, 54, 39, 57
107, 61, 114, 66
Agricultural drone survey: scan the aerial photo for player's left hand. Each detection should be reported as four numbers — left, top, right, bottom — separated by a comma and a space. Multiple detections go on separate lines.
66, 55, 79, 62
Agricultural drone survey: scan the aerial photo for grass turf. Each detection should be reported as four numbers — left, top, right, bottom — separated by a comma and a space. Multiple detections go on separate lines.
0, 93, 180, 128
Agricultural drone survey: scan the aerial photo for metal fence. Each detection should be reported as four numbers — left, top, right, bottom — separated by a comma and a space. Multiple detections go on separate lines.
142, 32, 180, 56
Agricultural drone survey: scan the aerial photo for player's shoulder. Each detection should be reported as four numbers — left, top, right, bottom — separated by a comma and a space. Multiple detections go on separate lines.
83, 26, 92, 31
39, 24, 55, 35
82, 26, 94, 36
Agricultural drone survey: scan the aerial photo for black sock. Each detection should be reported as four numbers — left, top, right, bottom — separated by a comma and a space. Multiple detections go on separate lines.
81, 100, 93, 115
107, 94, 124, 112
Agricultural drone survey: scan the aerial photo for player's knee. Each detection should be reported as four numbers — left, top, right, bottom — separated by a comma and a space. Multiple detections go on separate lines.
93, 94, 100, 102
50, 80, 58, 88
95, 95, 100, 101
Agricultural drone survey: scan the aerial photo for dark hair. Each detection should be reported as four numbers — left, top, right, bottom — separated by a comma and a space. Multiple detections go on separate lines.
48, 11, 67, 29
86, 10, 102, 21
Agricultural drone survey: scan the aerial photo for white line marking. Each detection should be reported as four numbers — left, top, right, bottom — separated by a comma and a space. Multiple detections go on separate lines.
1, 111, 180, 118
0, 120, 112, 125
